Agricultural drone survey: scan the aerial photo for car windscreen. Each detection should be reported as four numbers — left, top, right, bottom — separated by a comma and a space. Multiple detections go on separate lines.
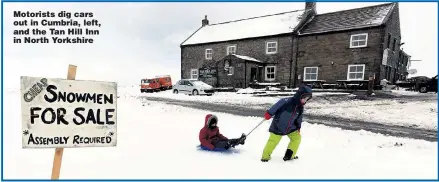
192, 81, 207, 86
141, 79, 150, 84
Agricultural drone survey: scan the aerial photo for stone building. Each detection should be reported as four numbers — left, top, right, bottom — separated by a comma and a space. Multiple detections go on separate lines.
295, 3, 410, 85
180, 2, 411, 88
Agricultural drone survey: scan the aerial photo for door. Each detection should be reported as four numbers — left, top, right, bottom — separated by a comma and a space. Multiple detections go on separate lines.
250, 67, 257, 82
176, 80, 186, 93
181, 80, 190, 93
257, 67, 263, 82
186, 81, 195, 94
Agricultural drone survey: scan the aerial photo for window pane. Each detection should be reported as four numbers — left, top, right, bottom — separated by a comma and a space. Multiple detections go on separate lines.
349, 73, 356, 79
356, 73, 363, 79
268, 67, 274, 73
352, 36, 360, 41
350, 66, 356, 72
359, 35, 366, 40
358, 41, 366, 46
305, 74, 311, 80
311, 68, 317, 73
268, 48, 276, 52
352, 41, 359, 47
268, 73, 274, 79
310, 74, 317, 80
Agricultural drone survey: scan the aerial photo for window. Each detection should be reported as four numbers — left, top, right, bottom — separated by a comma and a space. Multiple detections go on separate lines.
227, 67, 234, 76
392, 38, 397, 51
265, 66, 276, 81
205, 49, 213, 60
350, 33, 368, 48
304, 67, 318, 81
266, 41, 278, 54
347, 64, 365, 80
190, 69, 198, 79
387, 33, 391, 48
227, 45, 236, 55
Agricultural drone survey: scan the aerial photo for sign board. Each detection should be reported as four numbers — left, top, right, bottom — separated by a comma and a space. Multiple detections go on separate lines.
408, 69, 417, 75
382, 48, 389, 66
199, 67, 217, 78
20, 76, 117, 148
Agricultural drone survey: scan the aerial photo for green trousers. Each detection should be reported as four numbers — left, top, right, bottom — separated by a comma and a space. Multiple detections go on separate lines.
261, 131, 301, 160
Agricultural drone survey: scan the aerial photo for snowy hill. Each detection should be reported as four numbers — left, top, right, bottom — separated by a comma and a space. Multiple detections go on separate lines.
3, 87, 437, 179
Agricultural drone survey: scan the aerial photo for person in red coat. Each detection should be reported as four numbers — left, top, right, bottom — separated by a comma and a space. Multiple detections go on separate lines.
199, 114, 246, 151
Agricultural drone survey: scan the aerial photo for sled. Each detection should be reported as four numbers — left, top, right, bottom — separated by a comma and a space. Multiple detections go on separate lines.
196, 145, 241, 154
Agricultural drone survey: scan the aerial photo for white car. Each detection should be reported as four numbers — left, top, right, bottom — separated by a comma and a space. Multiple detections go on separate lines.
173, 79, 215, 96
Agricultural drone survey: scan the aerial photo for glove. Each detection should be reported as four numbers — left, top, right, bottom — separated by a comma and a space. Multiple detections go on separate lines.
264, 112, 272, 120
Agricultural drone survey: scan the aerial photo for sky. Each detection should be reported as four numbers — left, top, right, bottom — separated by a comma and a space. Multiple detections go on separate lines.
2, 2, 438, 88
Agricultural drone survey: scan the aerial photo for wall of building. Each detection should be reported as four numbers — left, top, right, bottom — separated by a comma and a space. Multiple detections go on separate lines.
381, 4, 402, 83
297, 27, 384, 84
181, 34, 294, 87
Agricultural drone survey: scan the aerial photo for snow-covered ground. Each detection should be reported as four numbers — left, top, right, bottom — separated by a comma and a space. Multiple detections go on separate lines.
131, 87, 438, 131
4, 88, 437, 179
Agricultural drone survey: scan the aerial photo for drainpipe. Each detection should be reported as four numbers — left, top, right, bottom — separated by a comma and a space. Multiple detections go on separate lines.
244, 61, 247, 88
289, 36, 293, 88
293, 32, 300, 87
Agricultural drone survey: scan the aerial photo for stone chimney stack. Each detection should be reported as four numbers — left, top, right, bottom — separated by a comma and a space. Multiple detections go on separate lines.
202, 15, 209, 27
305, 2, 317, 15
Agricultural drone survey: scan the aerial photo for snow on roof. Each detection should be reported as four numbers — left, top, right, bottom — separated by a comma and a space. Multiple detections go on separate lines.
181, 10, 306, 46
233, 54, 261, 63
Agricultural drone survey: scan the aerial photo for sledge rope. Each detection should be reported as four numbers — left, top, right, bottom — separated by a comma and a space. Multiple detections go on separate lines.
246, 118, 266, 137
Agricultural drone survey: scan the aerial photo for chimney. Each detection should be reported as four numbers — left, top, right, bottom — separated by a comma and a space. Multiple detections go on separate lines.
202, 15, 209, 27
305, 2, 317, 15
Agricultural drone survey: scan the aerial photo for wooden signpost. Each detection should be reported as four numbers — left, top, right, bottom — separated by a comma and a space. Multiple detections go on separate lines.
51, 65, 76, 179
20, 65, 118, 179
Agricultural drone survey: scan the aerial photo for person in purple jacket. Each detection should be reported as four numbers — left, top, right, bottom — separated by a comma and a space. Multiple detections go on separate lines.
261, 85, 312, 162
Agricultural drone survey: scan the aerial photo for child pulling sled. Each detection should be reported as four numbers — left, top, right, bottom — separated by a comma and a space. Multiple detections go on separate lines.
199, 114, 246, 151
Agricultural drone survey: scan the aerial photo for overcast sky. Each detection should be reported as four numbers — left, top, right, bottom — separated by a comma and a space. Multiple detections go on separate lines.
2, 2, 437, 88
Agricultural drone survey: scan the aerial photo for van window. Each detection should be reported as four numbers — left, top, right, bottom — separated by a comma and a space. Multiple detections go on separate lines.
141, 79, 150, 84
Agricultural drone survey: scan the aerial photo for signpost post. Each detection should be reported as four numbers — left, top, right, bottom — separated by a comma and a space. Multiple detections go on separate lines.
20, 65, 118, 179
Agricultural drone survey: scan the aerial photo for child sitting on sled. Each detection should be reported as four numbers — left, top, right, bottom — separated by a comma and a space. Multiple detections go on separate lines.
199, 114, 246, 151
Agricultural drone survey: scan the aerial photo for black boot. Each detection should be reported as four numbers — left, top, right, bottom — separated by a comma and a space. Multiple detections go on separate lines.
283, 149, 294, 161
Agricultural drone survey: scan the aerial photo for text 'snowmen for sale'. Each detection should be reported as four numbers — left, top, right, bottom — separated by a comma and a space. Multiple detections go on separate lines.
20, 76, 118, 148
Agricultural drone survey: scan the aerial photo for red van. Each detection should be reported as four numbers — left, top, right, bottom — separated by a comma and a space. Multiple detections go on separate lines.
155, 75, 173, 90
140, 78, 160, 93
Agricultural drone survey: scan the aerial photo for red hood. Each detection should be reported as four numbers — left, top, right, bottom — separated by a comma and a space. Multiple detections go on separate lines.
205, 114, 218, 128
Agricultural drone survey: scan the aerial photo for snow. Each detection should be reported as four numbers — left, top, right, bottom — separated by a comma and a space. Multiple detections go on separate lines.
137, 87, 437, 131
233, 54, 261, 63
390, 89, 424, 96
4, 88, 437, 179
182, 10, 305, 46
306, 100, 438, 131
236, 87, 257, 94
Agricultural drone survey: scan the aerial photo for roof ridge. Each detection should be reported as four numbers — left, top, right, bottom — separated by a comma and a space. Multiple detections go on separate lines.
208, 9, 305, 26
315, 2, 394, 16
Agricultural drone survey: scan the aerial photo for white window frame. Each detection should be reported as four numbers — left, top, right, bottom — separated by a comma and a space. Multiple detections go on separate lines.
205, 49, 213, 60
347, 64, 365, 81
190, 69, 198, 80
350, 33, 368, 48
303, 67, 319, 81
226, 45, 237, 55
227, 67, 234, 76
266, 41, 278, 54
265, 66, 276, 81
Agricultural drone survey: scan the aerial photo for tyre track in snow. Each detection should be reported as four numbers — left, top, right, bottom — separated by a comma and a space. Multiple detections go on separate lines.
141, 96, 438, 142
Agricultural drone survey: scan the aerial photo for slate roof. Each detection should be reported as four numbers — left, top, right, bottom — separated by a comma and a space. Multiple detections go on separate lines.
299, 3, 396, 35
181, 10, 306, 46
